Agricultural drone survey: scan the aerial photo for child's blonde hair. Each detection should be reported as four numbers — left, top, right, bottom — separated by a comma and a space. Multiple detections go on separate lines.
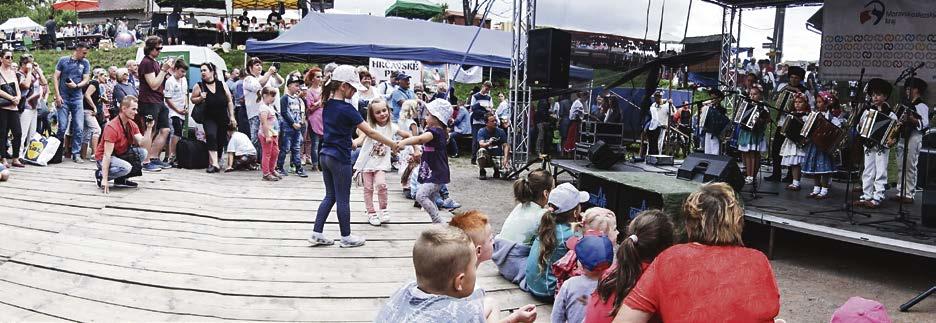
413, 226, 476, 293
581, 207, 618, 243
366, 98, 389, 128
400, 99, 420, 121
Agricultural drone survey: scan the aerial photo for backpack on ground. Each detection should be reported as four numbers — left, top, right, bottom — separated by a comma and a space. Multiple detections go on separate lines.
174, 106, 209, 169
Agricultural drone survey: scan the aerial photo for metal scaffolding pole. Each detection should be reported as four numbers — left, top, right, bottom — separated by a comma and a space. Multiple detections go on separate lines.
508, 0, 535, 171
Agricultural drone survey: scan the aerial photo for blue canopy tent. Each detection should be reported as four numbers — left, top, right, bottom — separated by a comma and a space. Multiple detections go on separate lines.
246, 11, 594, 80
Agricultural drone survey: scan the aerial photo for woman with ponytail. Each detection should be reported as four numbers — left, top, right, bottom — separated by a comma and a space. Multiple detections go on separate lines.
521, 183, 588, 301
492, 169, 554, 282
613, 183, 780, 322
584, 210, 673, 323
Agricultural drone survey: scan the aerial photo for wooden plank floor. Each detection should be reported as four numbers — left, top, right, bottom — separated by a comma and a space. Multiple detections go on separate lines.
0, 162, 550, 322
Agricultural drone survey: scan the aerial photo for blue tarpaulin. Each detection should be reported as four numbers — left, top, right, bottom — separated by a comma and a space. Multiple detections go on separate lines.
246, 11, 594, 80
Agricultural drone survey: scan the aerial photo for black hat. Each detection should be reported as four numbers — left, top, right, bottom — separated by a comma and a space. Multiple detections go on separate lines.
906, 77, 928, 93
865, 78, 893, 97
287, 75, 303, 85
788, 66, 806, 79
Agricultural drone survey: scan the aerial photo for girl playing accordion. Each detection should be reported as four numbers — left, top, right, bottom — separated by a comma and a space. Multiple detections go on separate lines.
801, 91, 845, 199
779, 93, 810, 191
738, 85, 771, 185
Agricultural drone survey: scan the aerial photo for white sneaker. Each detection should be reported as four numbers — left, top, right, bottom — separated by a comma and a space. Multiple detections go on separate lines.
379, 209, 391, 223
340, 234, 366, 248
307, 232, 335, 247
744, 176, 754, 185
368, 213, 382, 226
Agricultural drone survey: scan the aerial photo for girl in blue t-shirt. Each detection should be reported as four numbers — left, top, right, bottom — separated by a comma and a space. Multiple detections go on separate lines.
308, 65, 398, 248
522, 183, 588, 300
397, 98, 453, 223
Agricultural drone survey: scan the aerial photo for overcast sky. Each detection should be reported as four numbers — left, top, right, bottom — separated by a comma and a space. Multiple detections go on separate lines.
331, 0, 822, 61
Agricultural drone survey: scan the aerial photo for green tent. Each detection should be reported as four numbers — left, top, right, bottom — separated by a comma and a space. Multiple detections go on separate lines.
385, 0, 443, 20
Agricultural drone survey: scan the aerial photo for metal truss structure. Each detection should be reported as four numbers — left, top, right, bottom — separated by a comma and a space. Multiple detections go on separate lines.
508, 0, 536, 171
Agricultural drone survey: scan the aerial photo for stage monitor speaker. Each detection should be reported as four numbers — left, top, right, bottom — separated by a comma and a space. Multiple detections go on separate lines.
527, 28, 571, 89
588, 140, 621, 170
921, 148, 936, 228
677, 153, 744, 191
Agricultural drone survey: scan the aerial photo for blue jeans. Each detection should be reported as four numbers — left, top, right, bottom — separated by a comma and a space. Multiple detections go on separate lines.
56, 98, 84, 155
309, 132, 323, 165
96, 147, 147, 179
277, 125, 303, 170
249, 116, 261, 161
314, 154, 352, 237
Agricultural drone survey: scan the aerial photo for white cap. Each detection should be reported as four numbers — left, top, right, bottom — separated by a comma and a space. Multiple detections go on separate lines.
426, 98, 453, 125
548, 183, 589, 214
326, 65, 366, 91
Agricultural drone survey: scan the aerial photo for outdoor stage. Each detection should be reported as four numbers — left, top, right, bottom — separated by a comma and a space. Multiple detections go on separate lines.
0, 163, 551, 321
551, 158, 936, 260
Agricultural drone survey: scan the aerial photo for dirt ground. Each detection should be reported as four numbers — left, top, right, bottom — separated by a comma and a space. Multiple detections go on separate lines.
443, 156, 936, 322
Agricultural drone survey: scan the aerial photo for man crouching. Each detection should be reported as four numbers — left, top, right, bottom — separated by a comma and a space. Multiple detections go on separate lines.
94, 96, 155, 193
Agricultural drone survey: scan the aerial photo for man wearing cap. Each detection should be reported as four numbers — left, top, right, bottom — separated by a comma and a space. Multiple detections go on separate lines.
893, 77, 929, 203
390, 72, 415, 122
477, 113, 510, 180
647, 91, 671, 155
766, 65, 811, 182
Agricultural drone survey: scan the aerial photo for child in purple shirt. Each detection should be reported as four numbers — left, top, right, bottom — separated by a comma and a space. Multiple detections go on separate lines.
398, 98, 453, 223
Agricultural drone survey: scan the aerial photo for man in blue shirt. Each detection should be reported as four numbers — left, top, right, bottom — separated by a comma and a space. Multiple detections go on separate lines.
167, 7, 181, 45
390, 72, 415, 122
476, 113, 510, 180
447, 103, 471, 157
53, 43, 91, 162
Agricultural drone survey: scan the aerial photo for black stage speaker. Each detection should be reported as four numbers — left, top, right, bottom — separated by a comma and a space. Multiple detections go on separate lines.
677, 153, 744, 191
920, 148, 936, 227
528, 28, 571, 89
588, 140, 621, 170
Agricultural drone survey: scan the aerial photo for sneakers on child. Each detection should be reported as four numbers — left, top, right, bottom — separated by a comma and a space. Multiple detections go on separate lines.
440, 198, 461, 210
368, 213, 382, 226
339, 235, 366, 248
808, 186, 821, 198
307, 232, 335, 247
379, 209, 391, 223
295, 168, 308, 178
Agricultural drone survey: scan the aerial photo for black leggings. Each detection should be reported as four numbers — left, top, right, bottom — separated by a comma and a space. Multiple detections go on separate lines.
0, 109, 22, 159
203, 117, 229, 153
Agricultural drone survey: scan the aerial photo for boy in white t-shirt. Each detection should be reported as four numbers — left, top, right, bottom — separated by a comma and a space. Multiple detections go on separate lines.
164, 60, 188, 165
224, 125, 257, 172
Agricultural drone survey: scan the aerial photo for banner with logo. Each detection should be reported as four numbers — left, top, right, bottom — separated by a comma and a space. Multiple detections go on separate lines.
821, 0, 936, 92
369, 58, 422, 85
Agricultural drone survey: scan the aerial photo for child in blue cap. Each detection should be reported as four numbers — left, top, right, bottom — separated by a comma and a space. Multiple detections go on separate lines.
551, 234, 614, 323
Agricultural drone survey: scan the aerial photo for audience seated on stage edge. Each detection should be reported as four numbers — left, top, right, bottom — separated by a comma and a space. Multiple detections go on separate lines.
493, 169, 554, 283
613, 182, 781, 322
376, 226, 514, 323
584, 210, 674, 323
553, 234, 615, 323
522, 183, 589, 301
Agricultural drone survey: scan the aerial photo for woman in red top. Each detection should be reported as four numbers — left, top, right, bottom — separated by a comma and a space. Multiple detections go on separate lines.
585, 210, 673, 323
614, 183, 780, 323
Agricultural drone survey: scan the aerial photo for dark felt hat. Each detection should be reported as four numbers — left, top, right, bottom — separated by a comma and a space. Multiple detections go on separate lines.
788, 65, 806, 78
906, 77, 928, 93
865, 78, 893, 97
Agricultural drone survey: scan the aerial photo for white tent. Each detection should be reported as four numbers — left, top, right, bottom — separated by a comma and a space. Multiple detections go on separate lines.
135, 45, 228, 89
0, 17, 44, 33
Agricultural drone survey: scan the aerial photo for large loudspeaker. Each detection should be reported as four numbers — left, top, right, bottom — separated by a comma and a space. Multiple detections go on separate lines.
527, 28, 571, 89
677, 153, 744, 191
920, 148, 936, 227
588, 140, 621, 170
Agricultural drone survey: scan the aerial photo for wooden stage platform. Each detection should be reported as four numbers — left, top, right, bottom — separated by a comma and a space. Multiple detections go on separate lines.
551, 158, 936, 259
0, 163, 549, 321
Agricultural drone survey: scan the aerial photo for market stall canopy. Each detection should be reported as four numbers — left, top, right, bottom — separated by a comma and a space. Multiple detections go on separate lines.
385, 0, 444, 20
52, 0, 100, 11
233, 0, 295, 10
154, 0, 227, 10
246, 12, 593, 80
0, 17, 44, 32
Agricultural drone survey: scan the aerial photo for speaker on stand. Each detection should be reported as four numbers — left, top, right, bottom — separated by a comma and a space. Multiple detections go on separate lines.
527, 28, 571, 90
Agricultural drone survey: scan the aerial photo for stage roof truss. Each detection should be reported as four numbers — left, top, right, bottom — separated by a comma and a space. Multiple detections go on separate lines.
702, 0, 822, 10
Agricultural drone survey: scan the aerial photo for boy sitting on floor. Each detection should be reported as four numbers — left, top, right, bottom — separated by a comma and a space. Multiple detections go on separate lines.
224, 125, 258, 172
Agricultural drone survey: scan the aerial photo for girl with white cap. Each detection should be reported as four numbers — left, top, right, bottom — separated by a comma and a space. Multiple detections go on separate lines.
308, 65, 398, 248
397, 98, 454, 223
522, 182, 590, 300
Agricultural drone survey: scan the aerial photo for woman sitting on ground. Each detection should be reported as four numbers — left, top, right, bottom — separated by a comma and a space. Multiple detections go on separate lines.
584, 210, 673, 323
492, 169, 554, 283
613, 182, 780, 323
